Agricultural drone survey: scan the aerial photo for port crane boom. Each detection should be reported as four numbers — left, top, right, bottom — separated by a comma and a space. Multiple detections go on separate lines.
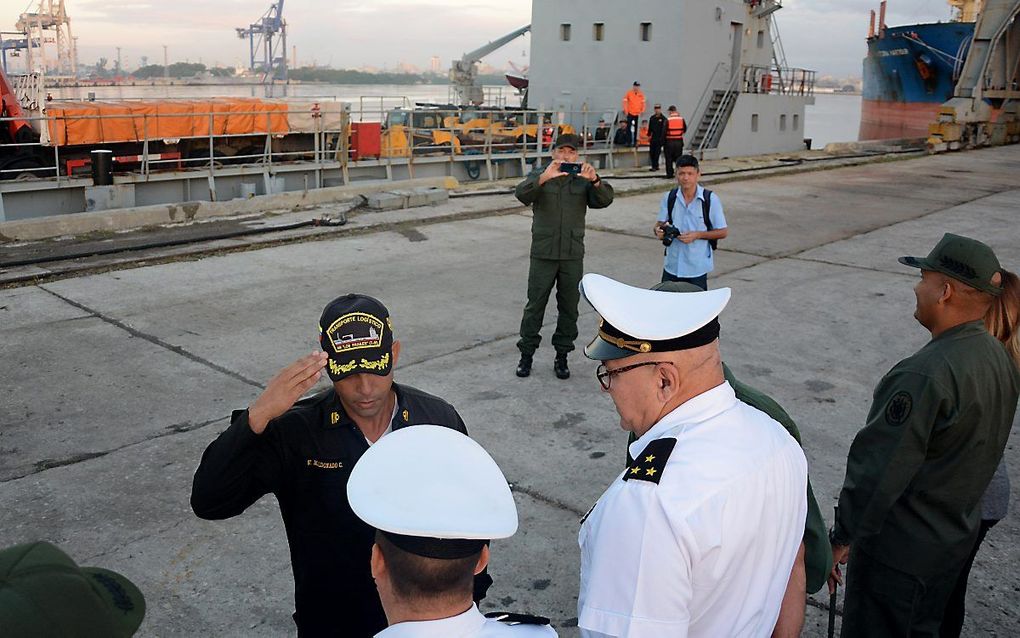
450, 24, 531, 105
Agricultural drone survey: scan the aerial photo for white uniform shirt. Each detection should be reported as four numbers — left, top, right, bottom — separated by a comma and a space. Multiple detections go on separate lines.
578, 382, 808, 638
376, 604, 558, 638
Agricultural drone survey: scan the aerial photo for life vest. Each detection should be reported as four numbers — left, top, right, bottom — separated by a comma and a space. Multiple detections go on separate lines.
666, 114, 686, 140
637, 125, 651, 146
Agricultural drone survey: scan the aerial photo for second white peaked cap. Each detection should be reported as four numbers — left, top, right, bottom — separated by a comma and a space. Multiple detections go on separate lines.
579, 273, 731, 360
347, 425, 518, 541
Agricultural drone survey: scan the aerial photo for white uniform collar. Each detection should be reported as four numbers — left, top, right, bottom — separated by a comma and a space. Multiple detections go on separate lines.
375, 604, 485, 637
627, 381, 737, 459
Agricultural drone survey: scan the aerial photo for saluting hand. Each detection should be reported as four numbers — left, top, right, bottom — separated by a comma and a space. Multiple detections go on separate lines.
539, 160, 568, 185
248, 351, 328, 435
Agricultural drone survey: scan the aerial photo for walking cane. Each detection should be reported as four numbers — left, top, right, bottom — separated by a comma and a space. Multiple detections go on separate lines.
828, 505, 839, 638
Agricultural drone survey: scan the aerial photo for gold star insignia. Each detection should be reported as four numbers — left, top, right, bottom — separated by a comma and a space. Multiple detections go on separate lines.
645, 468, 657, 477
629, 467, 641, 475
644, 455, 655, 463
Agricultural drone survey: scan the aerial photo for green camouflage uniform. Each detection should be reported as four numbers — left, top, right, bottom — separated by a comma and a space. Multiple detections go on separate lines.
515, 167, 614, 356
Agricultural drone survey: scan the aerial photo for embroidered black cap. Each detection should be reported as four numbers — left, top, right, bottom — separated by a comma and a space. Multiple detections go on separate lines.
319, 294, 394, 381
899, 233, 1003, 296
0, 541, 146, 637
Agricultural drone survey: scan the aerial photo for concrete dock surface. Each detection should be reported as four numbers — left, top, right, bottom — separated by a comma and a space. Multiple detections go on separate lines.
1, 144, 1018, 636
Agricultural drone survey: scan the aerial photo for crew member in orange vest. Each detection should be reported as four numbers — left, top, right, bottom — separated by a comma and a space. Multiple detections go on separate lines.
621, 81, 646, 147
663, 105, 687, 178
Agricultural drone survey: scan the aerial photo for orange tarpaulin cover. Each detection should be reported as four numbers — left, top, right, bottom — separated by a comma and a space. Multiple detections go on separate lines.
43, 98, 295, 146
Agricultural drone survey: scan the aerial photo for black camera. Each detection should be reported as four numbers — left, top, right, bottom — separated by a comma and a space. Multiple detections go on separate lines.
661, 224, 682, 246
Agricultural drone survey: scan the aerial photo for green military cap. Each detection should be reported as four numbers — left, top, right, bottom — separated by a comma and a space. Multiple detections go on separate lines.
553, 133, 583, 150
899, 233, 1003, 296
0, 541, 146, 637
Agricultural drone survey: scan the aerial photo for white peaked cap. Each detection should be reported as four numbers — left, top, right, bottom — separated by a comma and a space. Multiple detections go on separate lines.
579, 273, 731, 360
347, 425, 518, 542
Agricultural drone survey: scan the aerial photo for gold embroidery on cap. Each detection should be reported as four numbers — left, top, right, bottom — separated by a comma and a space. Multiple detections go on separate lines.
598, 329, 654, 354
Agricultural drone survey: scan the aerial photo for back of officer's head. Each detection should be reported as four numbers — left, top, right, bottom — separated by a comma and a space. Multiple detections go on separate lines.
347, 425, 517, 611
375, 532, 482, 604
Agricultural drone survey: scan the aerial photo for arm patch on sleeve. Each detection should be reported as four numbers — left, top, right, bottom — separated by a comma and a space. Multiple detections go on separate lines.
885, 391, 913, 425
623, 438, 676, 484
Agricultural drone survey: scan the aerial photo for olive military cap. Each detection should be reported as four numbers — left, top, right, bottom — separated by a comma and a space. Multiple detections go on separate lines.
899, 233, 1003, 296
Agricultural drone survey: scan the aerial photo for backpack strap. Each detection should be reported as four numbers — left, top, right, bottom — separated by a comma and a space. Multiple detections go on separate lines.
701, 189, 717, 250
666, 187, 678, 226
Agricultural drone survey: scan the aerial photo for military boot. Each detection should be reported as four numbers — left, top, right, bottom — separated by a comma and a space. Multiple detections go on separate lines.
516, 354, 533, 378
554, 353, 570, 379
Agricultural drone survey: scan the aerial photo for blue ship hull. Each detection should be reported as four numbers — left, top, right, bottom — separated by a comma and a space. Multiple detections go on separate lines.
860, 21, 974, 139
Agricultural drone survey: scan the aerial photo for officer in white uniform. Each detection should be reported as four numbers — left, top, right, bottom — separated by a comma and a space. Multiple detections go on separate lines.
347, 425, 558, 638
576, 274, 808, 638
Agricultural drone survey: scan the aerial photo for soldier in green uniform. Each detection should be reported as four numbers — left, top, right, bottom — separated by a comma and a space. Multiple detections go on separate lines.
829, 234, 1020, 637
514, 133, 614, 380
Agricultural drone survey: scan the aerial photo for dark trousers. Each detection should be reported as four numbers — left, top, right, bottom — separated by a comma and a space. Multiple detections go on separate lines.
518, 258, 583, 356
626, 114, 639, 146
939, 519, 998, 638
841, 545, 964, 638
661, 269, 707, 291
664, 139, 684, 176
649, 140, 663, 170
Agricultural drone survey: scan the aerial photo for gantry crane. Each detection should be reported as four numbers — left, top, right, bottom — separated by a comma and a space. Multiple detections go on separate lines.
237, 0, 287, 87
928, 0, 1020, 150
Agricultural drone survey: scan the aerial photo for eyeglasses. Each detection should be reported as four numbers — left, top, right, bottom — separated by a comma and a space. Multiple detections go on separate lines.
596, 361, 674, 390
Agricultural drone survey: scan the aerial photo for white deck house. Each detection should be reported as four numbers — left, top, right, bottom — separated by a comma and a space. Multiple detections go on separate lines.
527, 0, 816, 157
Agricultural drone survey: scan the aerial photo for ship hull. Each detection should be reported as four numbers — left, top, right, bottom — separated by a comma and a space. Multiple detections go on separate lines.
859, 21, 974, 140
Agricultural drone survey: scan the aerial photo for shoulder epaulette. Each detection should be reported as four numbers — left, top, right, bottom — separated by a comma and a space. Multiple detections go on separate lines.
484, 611, 552, 626
623, 437, 676, 484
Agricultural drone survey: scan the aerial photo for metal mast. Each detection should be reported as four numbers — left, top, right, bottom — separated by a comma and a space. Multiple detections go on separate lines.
13, 0, 76, 77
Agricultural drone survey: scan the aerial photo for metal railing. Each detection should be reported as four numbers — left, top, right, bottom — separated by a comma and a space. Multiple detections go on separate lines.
0, 101, 649, 186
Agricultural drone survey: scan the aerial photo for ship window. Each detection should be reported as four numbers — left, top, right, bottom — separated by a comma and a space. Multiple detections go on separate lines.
561, 24, 571, 41
751, 114, 759, 132
793, 114, 800, 130
757, 30, 765, 48
593, 22, 605, 41
640, 23, 652, 42
780, 114, 787, 131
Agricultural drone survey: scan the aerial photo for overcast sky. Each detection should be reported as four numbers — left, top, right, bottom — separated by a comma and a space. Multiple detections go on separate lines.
1, 0, 959, 76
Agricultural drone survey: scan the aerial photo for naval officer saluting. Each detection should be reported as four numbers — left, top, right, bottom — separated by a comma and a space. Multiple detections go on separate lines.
347, 425, 557, 637
576, 274, 808, 637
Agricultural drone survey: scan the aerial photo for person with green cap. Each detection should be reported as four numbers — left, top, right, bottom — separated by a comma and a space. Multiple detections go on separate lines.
514, 133, 614, 381
828, 233, 1020, 637
0, 540, 146, 637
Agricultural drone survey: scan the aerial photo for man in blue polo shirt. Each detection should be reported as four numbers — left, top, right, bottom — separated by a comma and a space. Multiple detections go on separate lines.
653, 155, 728, 290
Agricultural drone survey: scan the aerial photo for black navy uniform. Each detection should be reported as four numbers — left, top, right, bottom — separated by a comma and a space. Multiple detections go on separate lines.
190, 383, 479, 637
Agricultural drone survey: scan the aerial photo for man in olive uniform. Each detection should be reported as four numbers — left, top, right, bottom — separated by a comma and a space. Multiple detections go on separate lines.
514, 133, 614, 380
829, 234, 1020, 637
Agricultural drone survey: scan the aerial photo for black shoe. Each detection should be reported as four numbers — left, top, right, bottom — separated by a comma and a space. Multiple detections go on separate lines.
649, 167, 658, 171
554, 354, 570, 379
516, 355, 532, 378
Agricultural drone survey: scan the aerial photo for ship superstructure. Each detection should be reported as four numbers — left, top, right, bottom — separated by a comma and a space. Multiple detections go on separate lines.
527, 0, 816, 157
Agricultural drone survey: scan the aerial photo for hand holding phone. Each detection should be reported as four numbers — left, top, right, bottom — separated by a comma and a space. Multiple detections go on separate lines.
559, 162, 582, 175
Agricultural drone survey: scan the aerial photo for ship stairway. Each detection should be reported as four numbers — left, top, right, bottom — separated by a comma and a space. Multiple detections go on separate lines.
692, 88, 738, 152
952, 0, 1020, 100
751, 0, 782, 19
